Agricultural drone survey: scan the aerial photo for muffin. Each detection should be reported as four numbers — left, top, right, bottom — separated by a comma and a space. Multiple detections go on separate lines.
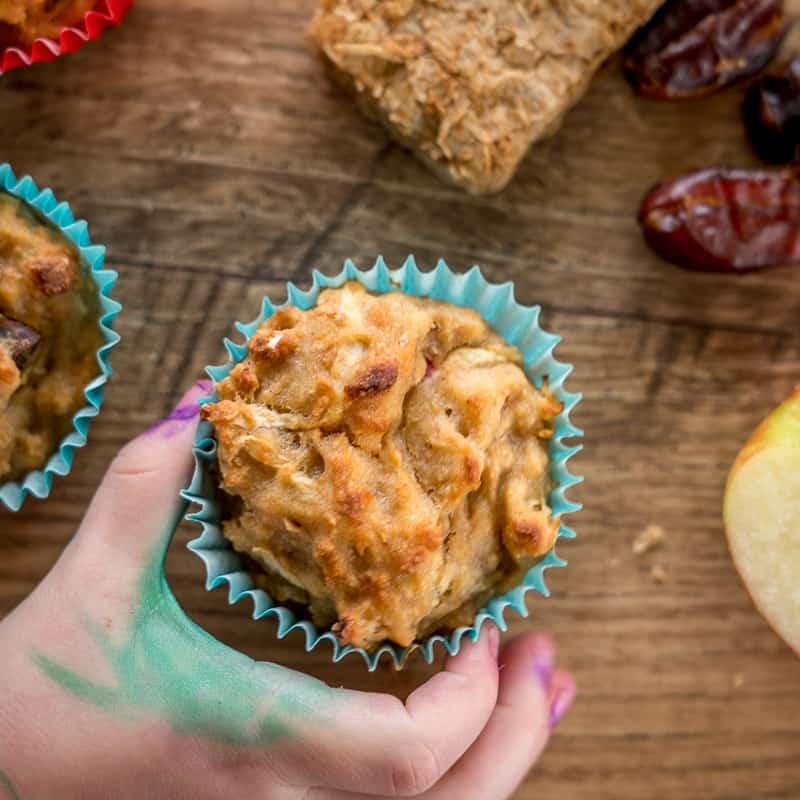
0, 190, 102, 482
202, 281, 562, 650
0, 0, 96, 47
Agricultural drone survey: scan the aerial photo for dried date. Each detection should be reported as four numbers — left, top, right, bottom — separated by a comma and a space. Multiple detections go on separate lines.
744, 58, 800, 162
625, 0, 788, 99
0, 315, 40, 369
639, 166, 800, 271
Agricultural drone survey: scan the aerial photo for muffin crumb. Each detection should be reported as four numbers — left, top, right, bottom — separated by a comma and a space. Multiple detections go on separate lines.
633, 525, 665, 556
650, 564, 668, 584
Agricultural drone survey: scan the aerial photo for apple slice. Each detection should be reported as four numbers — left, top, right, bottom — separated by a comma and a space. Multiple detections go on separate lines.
724, 387, 800, 655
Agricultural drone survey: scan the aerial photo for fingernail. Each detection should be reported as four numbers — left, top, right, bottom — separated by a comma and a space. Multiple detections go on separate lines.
549, 687, 574, 729
531, 641, 554, 689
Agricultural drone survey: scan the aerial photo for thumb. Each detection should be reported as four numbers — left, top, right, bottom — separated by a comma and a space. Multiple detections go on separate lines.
72, 379, 211, 572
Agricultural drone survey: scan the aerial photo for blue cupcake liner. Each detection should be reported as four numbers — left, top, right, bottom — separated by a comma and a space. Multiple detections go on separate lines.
183, 257, 583, 670
0, 163, 121, 512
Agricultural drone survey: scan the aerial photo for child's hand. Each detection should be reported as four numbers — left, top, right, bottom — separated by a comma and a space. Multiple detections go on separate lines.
0, 381, 575, 800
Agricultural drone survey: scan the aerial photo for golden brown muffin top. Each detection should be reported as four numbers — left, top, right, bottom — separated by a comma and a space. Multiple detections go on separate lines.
203, 283, 561, 649
0, 0, 96, 47
0, 192, 101, 480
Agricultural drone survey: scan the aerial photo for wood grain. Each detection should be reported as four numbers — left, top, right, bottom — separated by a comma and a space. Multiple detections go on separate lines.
2, 1, 800, 797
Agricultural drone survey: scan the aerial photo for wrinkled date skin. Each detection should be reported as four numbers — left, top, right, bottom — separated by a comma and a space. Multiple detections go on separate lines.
625, 0, 788, 99
744, 58, 800, 162
639, 167, 800, 272
0, 314, 40, 369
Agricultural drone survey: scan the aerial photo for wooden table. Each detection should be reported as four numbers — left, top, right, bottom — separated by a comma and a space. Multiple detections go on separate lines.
2, 2, 800, 797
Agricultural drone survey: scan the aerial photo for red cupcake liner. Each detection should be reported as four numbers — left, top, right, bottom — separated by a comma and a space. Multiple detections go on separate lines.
1, 0, 132, 75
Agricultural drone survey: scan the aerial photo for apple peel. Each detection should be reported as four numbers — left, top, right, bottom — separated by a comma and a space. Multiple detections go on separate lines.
724, 386, 800, 656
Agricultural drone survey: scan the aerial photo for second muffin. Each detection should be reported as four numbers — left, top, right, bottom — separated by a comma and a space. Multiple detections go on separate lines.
0, 190, 102, 482
202, 281, 562, 650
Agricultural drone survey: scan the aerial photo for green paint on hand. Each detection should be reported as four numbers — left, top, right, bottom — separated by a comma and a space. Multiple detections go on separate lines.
0, 768, 20, 800
32, 528, 330, 745
32, 654, 124, 714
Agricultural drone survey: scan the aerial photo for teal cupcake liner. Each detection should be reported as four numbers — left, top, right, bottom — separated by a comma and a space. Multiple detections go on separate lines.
0, 163, 121, 512
183, 257, 582, 670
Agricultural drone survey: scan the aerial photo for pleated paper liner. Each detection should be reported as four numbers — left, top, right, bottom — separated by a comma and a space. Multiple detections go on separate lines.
0, 0, 132, 76
183, 257, 582, 670
0, 163, 120, 511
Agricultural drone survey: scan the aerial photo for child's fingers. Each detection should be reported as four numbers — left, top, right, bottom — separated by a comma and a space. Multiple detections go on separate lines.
71, 380, 210, 569
423, 633, 575, 800
280, 626, 500, 797
307, 632, 574, 800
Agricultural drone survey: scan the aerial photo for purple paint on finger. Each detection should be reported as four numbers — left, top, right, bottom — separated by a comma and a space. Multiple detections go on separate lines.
530, 638, 554, 689
146, 404, 200, 438
168, 404, 202, 423
144, 381, 213, 438
533, 657, 553, 690
549, 687, 574, 729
